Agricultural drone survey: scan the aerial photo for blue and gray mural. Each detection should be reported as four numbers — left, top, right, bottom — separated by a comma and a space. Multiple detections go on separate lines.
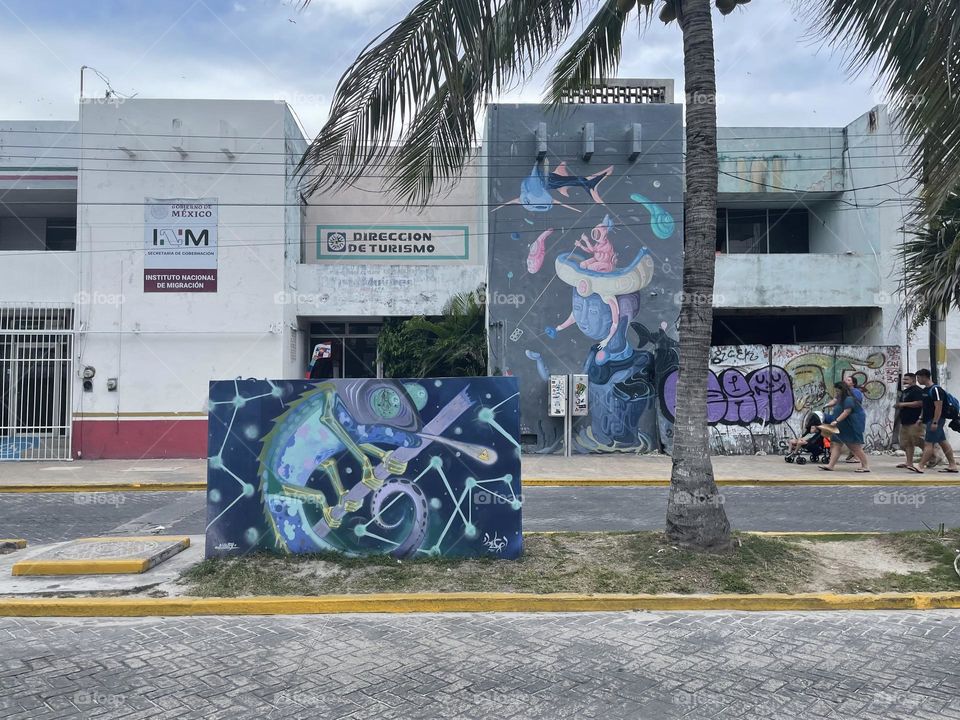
205, 378, 522, 559
486, 103, 684, 453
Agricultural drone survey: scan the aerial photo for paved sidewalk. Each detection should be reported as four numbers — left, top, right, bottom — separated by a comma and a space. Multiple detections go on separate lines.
0, 454, 957, 489
1, 611, 958, 719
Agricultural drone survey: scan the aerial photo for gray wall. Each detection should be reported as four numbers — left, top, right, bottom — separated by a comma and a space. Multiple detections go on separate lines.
486, 103, 684, 453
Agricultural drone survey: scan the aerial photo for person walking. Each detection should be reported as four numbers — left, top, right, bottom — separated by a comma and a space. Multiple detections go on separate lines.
915, 368, 958, 473
896, 372, 925, 471
819, 382, 870, 472
823, 376, 866, 463
896, 372, 939, 472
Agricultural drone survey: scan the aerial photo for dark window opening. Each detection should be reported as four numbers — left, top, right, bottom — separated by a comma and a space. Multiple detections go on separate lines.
715, 208, 809, 255
45, 218, 76, 252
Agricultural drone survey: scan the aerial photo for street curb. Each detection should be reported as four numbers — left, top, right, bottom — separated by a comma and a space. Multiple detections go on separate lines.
11, 537, 191, 576
0, 482, 207, 494
1, 591, 959, 617
525, 477, 960, 487
3, 477, 960, 492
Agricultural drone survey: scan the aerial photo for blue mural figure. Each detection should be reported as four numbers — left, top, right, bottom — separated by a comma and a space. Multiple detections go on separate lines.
205, 378, 523, 560
494, 162, 613, 212
526, 216, 661, 451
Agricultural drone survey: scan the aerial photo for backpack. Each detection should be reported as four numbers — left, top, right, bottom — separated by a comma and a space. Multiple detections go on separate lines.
931, 385, 960, 420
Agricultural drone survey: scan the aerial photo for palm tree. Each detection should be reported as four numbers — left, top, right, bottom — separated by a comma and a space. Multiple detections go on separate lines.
298, 0, 742, 550
809, 2, 960, 217
898, 190, 960, 330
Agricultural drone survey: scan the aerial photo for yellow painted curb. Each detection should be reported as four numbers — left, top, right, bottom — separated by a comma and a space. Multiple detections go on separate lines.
525, 477, 960, 487
0, 539, 27, 549
0, 482, 207, 494
1, 591, 959, 617
11, 536, 191, 576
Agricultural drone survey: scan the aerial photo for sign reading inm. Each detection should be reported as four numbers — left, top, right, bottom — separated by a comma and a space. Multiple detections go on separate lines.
144, 198, 218, 292
316, 225, 469, 261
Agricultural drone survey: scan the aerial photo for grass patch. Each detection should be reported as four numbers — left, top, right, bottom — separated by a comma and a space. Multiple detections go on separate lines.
179, 532, 818, 597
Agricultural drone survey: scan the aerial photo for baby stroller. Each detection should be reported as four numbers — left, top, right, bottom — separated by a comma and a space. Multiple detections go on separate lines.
784, 413, 828, 465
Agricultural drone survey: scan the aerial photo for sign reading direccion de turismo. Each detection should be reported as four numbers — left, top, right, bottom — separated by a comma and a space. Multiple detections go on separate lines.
317, 225, 469, 261
143, 198, 218, 292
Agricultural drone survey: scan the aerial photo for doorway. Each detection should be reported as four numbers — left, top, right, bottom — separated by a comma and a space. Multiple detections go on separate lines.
306, 320, 383, 379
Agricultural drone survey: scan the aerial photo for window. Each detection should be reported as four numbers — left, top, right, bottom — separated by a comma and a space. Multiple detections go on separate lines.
716, 208, 808, 254
45, 218, 76, 252
768, 210, 808, 253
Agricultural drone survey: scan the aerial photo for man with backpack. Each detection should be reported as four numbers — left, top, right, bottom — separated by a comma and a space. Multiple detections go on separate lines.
915, 368, 959, 473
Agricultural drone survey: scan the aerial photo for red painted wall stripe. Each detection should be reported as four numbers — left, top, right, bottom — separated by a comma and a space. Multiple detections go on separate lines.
72, 419, 208, 460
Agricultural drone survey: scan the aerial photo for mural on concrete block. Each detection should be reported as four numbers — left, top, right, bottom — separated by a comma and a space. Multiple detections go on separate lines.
205, 378, 522, 559
487, 104, 684, 453
658, 344, 900, 454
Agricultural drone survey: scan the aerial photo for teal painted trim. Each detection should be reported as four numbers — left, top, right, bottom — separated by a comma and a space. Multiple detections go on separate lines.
315, 224, 470, 261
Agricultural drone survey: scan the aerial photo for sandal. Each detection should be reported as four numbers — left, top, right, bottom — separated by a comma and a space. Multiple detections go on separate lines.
896, 463, 908, 468
844, 458, 859, 463
906, 466, 923, 474
818, 466, 833, 471
854, 469, 871, 473
938, 469, 959, 473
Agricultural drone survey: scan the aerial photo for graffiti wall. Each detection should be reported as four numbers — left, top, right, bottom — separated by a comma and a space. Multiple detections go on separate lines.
658, 344, 901, 454
486, 103, 684, 453
205, 378, 522, 559
775, 345, 901, 452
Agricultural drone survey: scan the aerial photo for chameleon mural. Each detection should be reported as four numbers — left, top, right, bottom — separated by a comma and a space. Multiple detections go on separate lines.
205, 377, 522, 559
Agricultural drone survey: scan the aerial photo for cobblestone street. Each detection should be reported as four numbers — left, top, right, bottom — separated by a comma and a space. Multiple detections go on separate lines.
2, 611, 958, 719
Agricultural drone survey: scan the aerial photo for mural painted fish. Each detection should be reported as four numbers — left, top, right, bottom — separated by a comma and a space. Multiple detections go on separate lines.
526, 228, 553, 274
495, 162, 614, 212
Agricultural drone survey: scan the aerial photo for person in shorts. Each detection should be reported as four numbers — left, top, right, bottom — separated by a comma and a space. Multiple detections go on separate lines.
896, 372, 940, 471
915, 368, 958, 473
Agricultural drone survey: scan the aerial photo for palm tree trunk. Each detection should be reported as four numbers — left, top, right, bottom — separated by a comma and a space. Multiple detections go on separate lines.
666, 0, 731, 549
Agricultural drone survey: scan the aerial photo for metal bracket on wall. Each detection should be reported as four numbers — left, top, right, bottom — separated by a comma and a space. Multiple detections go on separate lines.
535, 122, 547, 161
628, 123, 642, 161
581, 123, 594, 161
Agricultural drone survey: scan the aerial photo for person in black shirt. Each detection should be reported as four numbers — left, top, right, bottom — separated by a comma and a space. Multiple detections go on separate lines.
916, 368, 958, 472
896, 372, 938, 472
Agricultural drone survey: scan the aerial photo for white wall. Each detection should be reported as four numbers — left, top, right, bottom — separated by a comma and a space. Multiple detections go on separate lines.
299, 160, 485, 318
75, 99, 303, 417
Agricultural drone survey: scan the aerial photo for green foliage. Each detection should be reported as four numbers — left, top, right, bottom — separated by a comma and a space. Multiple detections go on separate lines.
898, 190, 960, 329
297, 0, 751, 208
379, 288, 488, 378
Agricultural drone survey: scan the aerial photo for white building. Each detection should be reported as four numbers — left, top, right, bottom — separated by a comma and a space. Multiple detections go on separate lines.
0, 91, 938, 460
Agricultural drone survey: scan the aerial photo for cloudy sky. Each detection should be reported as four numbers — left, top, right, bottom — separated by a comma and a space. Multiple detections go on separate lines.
0, 0, 882, 136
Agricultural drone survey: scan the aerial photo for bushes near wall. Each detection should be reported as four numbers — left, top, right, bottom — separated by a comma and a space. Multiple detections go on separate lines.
379, 289, 488, 378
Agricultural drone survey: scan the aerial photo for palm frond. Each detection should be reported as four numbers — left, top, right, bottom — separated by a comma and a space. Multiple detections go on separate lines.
808, 1, 960, 216
546, 0, 636, 104
298, 0, 594, 206
898, 190, 960, 328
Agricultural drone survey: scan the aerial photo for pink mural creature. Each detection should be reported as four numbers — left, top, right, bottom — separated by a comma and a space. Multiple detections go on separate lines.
526, 228, 553, 274
575, 214, 618, 272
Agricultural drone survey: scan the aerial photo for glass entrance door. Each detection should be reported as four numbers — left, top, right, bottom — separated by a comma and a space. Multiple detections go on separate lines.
307, 320, 383, 379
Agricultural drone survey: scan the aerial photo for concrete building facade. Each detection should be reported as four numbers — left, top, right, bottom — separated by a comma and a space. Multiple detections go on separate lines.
0, 89, 931, 460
